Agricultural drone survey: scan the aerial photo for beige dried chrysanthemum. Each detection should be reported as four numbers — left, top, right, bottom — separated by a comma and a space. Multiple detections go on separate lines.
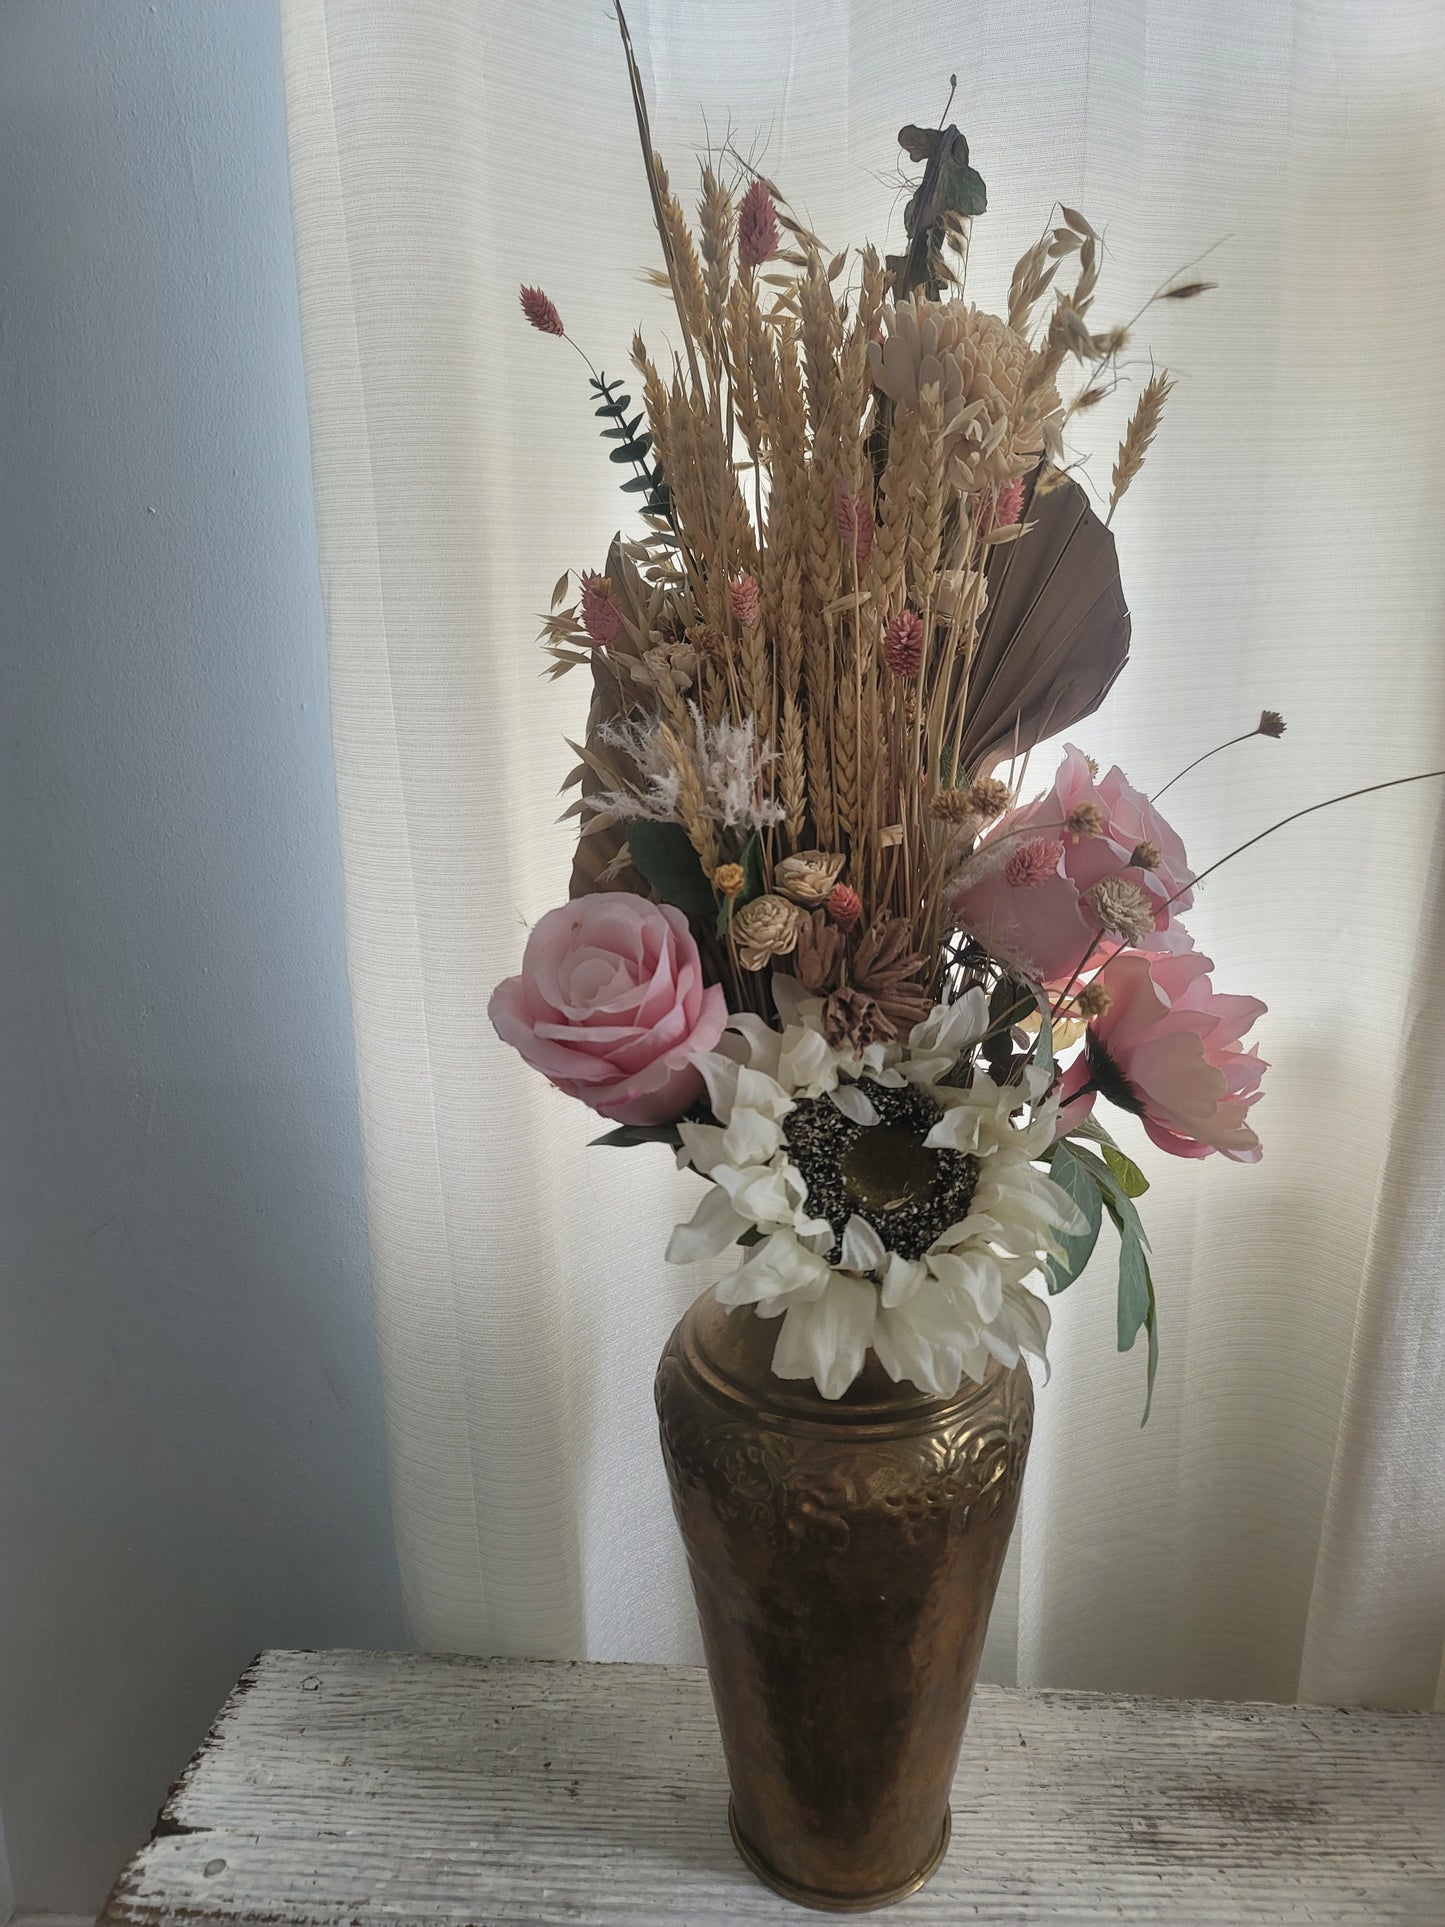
868, 295, 1061, 491
734, 894, 804, 971
1086, 876, 1155, 943
775, 850, 847, 907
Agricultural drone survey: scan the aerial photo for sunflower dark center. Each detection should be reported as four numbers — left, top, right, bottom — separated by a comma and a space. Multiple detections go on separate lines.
783, 1077, 980, 1264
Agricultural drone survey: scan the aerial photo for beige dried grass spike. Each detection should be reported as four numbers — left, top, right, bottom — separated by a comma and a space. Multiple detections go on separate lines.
1108, 371, 1174, 522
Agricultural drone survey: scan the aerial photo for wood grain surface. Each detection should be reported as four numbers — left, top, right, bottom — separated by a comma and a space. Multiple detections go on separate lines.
103, 1648, 1445, 1925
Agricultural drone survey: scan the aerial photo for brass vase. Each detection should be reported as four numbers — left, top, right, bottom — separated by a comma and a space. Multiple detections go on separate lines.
655, 1288, 1033, 1912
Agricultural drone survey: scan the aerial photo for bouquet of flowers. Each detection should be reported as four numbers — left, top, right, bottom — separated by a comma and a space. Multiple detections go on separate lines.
491, 35, 1277, 1415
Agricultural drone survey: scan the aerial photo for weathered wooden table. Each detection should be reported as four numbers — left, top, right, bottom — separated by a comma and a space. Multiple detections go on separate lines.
103, 1648, 1445, 1925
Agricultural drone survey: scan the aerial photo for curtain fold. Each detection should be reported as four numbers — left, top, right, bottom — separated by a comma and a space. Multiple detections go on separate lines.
282, 0, 1445, 1703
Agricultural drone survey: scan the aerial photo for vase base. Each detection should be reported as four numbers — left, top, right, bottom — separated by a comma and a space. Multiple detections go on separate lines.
728, 1802, 952, 1913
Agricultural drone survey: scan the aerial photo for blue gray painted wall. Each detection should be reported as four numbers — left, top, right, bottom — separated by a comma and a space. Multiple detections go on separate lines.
0, 1, 404, 1909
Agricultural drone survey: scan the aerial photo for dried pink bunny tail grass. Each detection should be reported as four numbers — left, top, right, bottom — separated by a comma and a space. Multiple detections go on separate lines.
580, 571, 624, 647
520, 285, 564, 336
729, 572, 761, 628
738, 181, 779, 268
834, 482, 875, 570
1004, 837, 1064, 889
827, 883, 863, 930
883, 609, 925, 678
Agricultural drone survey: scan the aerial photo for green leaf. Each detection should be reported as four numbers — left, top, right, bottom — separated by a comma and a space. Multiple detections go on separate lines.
1068, 1143, 1151, 1253
590, 1120, 684, 1149
609, 435, 653, 463
619, 474, 654, 493
1101, 1142, 1150, 1198
627, 819, 717, 922
1043, 1142, 1103, 1295
1114, 1220, 1151, 1351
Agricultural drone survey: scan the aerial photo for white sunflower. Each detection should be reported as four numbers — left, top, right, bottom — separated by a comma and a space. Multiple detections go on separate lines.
666, 980, 1087, 1400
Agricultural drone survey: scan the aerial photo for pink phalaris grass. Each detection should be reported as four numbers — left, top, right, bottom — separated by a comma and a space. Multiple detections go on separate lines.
827, 883, 863, 930
729, 572, 761, 629
994, 476, 1026, 528
738, 181, 779, 268
883, 609, 925, 678
520, 285, 564, 336
834, 482, 875, 570
580, 571, 624, 647
1004, 837, 1065, 889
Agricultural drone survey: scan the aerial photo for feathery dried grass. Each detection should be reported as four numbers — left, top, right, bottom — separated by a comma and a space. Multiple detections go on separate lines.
1108, 371, 1174, 522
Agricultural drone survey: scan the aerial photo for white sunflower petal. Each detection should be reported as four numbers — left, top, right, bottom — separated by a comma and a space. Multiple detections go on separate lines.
839, 1213, 886, 1274
769, 1275, 878, 1400
665, 1183, 750, 1264
829, 1083, 880, 1127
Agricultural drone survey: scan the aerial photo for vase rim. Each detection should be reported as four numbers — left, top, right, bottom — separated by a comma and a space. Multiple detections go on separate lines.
681, 1289, 1012, 1436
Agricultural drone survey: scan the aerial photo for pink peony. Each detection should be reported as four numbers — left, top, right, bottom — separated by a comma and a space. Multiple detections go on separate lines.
951, 744, 1193, 986
1056, 948, 1267, 1161
489, 894, 727, 1125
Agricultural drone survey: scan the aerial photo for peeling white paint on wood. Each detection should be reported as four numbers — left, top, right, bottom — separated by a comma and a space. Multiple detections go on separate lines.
103, 1648, 1445, 1925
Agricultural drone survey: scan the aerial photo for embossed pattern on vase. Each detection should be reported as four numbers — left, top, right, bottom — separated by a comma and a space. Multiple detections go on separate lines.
656, 1290, 1033, 1909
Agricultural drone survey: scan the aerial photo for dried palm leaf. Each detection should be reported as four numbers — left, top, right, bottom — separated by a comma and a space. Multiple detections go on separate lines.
956, 471, 1130, 777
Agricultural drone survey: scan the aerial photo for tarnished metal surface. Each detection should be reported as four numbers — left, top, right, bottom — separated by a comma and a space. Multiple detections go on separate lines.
656, 1289, 1033, 1911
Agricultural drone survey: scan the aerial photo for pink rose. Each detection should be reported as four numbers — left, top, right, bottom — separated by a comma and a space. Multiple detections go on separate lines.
1057, 948, 1267, 1162
951, 745, 1193, 987
489, 894, 727, 1125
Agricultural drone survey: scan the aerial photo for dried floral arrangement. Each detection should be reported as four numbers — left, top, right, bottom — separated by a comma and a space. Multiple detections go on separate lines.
490, 23, 1435, 1413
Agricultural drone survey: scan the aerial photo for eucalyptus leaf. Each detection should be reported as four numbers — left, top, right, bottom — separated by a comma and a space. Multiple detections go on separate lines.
589, 1120, 684, 1149
627, 819, 717, 921
1043, 1142, 1103, 1294
1101, 1141, 1150, 1198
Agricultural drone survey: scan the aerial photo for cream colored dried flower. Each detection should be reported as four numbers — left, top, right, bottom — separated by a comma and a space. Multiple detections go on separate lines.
868, 295, 1061, 490
712, 862, 745, 896
734, 893, 804, 970
1067, 801, 1105, 838
1086, 876, 1155, 943
966, 777, 1012, 820
1130, 841, 1162, 872
645, 640, 699, 691
1077, 980, 1113, 1020
930, 789, 982, 827
774, 849, 846, 906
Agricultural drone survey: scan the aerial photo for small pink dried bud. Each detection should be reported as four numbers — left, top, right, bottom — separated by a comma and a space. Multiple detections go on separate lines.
1131, 840, 1162, 871
1005, 838, 1064, 889
519, 285, 564, 336
579, 570, 624, 647
1066, 801, 1105, 838
1259, 709, 1286, 738
729, 572, 761, 629
834, 482, 875, 569
738, 181, 779, 268
883, 609, 925, 678
826, 883, 863, 930
1077, 980, 1113, 1020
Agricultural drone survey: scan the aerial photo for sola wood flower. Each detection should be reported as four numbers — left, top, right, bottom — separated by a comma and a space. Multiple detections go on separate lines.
775, 849, 846, 906
665, 988, 1085, 1398
734, 893, 804, 971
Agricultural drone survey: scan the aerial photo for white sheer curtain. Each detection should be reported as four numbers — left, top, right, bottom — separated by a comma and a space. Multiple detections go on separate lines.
281, 0, 1445, 1706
